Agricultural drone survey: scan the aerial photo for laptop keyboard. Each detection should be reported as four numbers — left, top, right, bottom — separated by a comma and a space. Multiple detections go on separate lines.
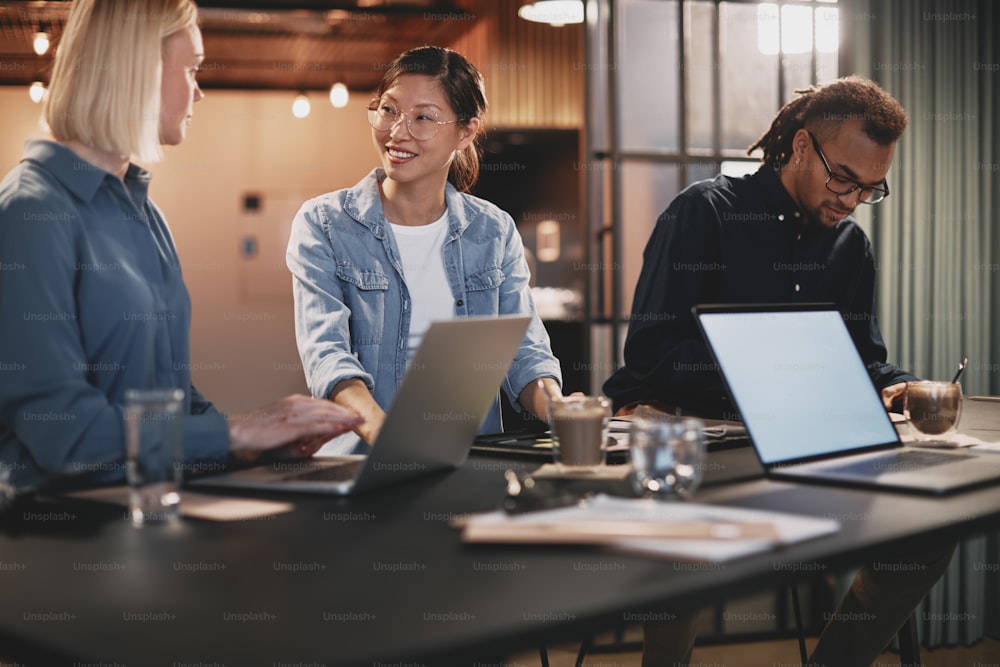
823, 450, 974, 478
288, 460, 364, 483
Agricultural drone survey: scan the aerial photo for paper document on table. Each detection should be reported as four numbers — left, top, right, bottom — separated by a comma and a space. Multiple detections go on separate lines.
65, 485, 295, 521
610, 417, 747, 441
969, 440, 1000, 454
462, 494, 839, 562
898, 431, 1000, 450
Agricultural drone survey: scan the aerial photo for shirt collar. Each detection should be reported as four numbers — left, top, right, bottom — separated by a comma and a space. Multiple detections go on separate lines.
21, 139, 152, 208
343, 168, 474, 239
752, 161, 802, 220
752, 161, 843, 235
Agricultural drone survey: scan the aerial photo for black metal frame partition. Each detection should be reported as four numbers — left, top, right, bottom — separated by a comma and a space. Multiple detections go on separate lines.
583, 0, 837, 382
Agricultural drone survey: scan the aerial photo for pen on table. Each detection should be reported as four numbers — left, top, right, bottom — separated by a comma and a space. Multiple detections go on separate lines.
483, 437, 522, 446
477, 435, 553, 446
951, 356, 968, 384
501, 470, 589, 514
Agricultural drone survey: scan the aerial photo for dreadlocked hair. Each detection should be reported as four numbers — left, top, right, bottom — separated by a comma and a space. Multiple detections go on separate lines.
747, 75, 908, 166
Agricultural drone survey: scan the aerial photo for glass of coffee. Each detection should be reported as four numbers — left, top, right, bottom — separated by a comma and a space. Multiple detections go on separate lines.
903, 381, 962, 441
548, 395, 611, 467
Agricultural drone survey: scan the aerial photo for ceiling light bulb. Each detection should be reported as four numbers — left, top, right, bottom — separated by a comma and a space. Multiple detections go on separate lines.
292, 93, 311, 119
28, 81, 46, 103
517, 1, 584, 26
32, 31, 50, 56
329, 82, 349, 108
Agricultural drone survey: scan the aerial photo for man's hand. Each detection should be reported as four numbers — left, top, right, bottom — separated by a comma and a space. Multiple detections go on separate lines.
227, 395, 363, 462
881, 382, 907, 411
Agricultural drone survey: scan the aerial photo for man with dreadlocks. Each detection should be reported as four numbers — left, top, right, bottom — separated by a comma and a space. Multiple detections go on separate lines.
605, 75, 915, 416
605, 76, 955, 665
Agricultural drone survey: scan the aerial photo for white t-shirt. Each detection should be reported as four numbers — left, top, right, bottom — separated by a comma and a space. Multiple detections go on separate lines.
389, 210, 455, 363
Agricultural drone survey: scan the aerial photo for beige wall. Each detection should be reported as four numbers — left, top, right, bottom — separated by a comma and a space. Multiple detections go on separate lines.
0, 87, 375, 413
452, 0, 583, 128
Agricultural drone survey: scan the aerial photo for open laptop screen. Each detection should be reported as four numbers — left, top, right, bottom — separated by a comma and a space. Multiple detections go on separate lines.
695, 305, 899, 465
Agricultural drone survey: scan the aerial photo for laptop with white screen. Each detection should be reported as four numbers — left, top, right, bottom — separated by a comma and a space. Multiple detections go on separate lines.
191, 315, 531, 495
693, 303, 1000, 495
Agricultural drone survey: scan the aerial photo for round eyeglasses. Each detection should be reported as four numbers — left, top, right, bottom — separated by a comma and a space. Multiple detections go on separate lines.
808, 131, 890, 205
366, 101, 459, 141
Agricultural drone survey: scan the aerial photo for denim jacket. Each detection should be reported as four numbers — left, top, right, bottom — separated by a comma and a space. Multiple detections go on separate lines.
287, 168, 561, 436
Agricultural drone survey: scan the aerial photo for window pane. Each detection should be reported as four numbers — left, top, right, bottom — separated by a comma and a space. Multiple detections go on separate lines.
816, 6, 840, 81
720, 2, 779, 151
779, 4, 814, 54
684, 1, 715, 150
818, 49, 838, 82
785, 51, 814, 95
815, 5, 840, 54
687, 160, 718, 186
721, 160, 760, 178
783, 3, 817, 92
618, 0, 680, 152
620, 162, 680, 315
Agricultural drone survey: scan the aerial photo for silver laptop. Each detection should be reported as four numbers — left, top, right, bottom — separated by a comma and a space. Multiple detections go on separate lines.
191, 315, 531, 495
693, 303, 1000, 495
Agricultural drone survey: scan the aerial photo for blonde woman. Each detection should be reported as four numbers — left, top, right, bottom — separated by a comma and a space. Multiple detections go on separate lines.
0, 0, 360, 489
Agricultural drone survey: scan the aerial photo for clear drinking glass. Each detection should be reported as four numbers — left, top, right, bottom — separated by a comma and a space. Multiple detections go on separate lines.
629, 416, 705, 499
124, 388, 185, 526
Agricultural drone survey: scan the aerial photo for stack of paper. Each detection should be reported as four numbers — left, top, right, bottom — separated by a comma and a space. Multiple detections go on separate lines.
462, 494, 839, 562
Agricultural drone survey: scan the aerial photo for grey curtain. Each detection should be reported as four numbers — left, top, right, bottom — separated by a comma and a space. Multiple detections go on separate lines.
842, 0, 1000, 648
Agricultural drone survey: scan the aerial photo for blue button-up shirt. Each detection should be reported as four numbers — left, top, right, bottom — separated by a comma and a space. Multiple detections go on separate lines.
0, 140, 228, 488
287, 168, 562, 441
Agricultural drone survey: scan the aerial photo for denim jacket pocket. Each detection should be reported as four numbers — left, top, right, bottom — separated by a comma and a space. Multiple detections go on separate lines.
463, 266, 505, 315
335, 261, 390, 345
464, 266, 505, 292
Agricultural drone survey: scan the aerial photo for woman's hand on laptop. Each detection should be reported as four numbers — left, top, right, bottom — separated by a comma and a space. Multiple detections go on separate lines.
227, 395, 363, 462
328, 378, 386, 446
522, 377, 563, 424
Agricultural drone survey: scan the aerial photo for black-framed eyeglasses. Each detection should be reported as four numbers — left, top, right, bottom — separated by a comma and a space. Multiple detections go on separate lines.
807, 131, 890, 205
366, 100, 459, 141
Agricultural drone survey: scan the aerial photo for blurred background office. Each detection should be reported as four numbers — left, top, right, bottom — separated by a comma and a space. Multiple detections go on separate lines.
0, 0, 997, 656
1, 0, 996, 410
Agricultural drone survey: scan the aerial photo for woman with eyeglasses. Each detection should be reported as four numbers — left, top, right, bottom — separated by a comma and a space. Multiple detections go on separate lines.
287, 46, 562, 451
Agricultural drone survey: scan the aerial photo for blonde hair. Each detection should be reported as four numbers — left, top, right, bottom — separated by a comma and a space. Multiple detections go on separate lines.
44, 0, 198, 163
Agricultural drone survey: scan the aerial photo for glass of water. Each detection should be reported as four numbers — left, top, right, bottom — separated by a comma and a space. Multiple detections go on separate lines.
629, 416, 705, 499
124, 388, 185, 526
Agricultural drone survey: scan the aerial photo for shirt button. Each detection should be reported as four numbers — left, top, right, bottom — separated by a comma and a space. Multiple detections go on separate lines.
794, 284, 801, 292
456, 299, 464, 307
777, 214, 784, 221
797, 234, 802, 241
794, 211, 801, 218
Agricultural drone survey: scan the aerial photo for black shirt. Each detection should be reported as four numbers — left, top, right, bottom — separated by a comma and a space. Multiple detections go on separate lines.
603, 163, 916, 418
